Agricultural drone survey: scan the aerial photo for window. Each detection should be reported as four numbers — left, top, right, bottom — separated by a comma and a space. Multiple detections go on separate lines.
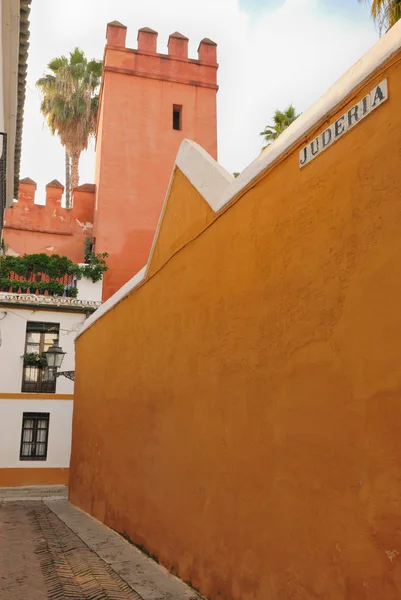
173, 104, 182, 130
21, 322, 59, 393
20, 412, 50, 460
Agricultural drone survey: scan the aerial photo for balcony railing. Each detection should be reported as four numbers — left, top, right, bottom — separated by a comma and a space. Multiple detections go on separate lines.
21, 365, 56, 394
0, 271, 77, 297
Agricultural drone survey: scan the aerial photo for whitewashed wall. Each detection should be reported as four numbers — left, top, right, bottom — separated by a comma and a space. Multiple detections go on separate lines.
0, 399, 73, 468
0, 307, 86, 394
76, 268, 103, 301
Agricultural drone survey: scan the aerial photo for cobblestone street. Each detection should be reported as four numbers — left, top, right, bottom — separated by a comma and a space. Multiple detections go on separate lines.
0, 487, 199, 600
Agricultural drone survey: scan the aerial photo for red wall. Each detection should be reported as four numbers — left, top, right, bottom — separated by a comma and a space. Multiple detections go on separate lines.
3, 180, 95, 263
93, 23, 218, 300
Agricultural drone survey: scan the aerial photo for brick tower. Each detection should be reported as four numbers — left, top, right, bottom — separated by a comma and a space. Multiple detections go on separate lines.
93, 22, 219, 300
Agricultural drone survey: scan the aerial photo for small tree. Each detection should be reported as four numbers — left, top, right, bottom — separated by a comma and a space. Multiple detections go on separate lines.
260, 105, 299, 151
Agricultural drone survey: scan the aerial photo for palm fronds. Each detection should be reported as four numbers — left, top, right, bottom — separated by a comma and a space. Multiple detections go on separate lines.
260, 105, 300, 149
36, 48, 102, 205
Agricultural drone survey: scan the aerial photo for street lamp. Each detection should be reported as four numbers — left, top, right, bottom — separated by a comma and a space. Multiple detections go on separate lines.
45, 343, 74, 381
45, 343, 66, 369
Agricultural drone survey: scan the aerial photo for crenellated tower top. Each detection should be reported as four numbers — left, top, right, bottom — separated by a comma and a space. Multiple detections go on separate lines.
103, 21, 218, 91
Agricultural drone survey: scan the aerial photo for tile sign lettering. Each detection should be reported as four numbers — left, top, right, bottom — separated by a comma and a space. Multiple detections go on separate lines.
300, 79, 388, 168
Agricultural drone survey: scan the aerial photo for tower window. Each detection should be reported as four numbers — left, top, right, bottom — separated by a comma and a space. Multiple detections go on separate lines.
173, 105, 182, 130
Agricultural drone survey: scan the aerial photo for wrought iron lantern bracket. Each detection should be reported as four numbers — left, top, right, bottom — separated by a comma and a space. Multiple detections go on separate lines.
55, 370, 75, 381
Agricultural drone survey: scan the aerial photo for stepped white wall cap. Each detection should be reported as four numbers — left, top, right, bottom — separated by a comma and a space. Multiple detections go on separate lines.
76, 266, 147, 340
145, 140, 233, 274
176, 140, 233, 211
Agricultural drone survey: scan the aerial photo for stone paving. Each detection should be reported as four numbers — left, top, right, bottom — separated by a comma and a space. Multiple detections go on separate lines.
0, 487, 201, 600
0, 484, 68, 501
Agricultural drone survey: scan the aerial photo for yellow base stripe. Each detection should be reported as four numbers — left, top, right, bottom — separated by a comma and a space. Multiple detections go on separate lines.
0, 467, 69, 487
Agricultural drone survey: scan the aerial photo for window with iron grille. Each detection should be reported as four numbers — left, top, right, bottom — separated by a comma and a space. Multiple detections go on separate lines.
20, 412, 50, 461
21, 322, 59, 393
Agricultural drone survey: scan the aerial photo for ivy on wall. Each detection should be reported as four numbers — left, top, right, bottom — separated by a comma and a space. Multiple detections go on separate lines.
0, 252, 108, 295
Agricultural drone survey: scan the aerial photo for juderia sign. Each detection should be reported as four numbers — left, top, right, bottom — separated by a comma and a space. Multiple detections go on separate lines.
300, 79, 388, 168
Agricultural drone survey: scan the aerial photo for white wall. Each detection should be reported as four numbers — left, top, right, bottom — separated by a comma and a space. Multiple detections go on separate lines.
0, 307, 87, 394
1, 0, 20, 206
76, 271, 103, 302
0, 399, 73, 468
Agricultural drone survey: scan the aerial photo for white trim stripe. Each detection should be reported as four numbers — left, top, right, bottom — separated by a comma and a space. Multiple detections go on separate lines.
176, 141, 233, 212
76, 267, 146, 339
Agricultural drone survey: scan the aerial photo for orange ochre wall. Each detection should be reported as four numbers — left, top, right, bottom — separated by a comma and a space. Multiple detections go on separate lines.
93, 24, 218, 301
70, 57, 401, 599
0, 468, 69, 487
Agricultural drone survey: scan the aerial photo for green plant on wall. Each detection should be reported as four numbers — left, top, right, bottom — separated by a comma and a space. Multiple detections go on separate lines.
0, 253, 108, 283
0, 277, 10, 291
23, 352, 48, 368
84, 236, 93, 263
80, 252, 109, 283
66, 287, 78, 298
0, 252, 108, 296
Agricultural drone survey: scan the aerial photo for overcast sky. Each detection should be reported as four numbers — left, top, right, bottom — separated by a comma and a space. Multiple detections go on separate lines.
21, 0, 377, 201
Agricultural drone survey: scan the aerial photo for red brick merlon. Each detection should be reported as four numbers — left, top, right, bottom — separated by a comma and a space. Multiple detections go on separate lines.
198, 38, 217, 64
168, 32, 189, 59
19, 177, 37, 189
106, 21, 127, 48
46, 179, 64, 189
137, 27, 158, 54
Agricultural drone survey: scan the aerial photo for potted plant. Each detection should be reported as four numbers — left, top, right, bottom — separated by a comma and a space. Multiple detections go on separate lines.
66, 287, 78, 298
45, 281, 55, 296
46, 281, 64, 296
37, 281, 46, 295
19, 281, 29, 294
0, 277, 10, 292
10, 280, 20, 293
23, 352, 48, 368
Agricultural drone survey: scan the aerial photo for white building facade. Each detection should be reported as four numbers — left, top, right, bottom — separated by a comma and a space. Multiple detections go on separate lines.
1, 0, 31, 233
0, 276, 101, 486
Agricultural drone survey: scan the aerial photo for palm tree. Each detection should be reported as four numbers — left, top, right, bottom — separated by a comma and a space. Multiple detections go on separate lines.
360, 0, 401, 33
260, 105, 299, 150
36, 48, 102, 207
